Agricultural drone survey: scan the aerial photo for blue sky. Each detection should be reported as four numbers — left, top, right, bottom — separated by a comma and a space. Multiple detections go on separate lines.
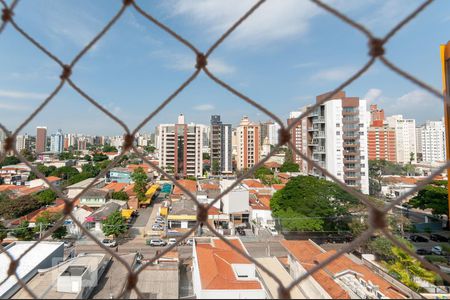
0, 0, 449, 136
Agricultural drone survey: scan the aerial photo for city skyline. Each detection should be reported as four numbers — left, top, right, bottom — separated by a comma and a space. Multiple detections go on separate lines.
0, 0, 449, 135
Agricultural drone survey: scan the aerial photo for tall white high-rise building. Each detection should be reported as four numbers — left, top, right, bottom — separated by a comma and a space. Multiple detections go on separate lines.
288, 91, 369, 194
15, 134, 30, 152
236, 116, 260, 171
419, 120, 446, 163
156, 114, 203, 177
210, 115, 232, 174
386, 115, 417, 164
50, 129, 64, 153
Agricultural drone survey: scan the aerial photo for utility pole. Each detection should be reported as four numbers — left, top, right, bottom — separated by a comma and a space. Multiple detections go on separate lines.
441, 41, 450, 229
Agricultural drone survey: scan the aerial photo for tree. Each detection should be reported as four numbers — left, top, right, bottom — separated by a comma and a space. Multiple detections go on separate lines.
0, 195, 41, 219
34, 211, 61, 234
83, 154, 92, 161
368, 237, 396, 262
284, 147, 294, 164
0, 156, 20, 167
34, 189, 57, 205
81, 163, 100, 177
50, 166, 79, 180
211, 160, 220, 175
20, 149, 35, 162
254, 167, 273, 179
270, 176, 358, 231
202, 153, 210, 160
144, 145, 156, 153
102, 145, 118, 153
93, 153, 109, 162
102, 210, 127, 238
111, 191, 129, 200
58, 152, 74, 160
388, 246, 437, 291
0, 222, 7, 241
277, 208, 324, 231
409, 183, 448, 219
52, 226, 67, 240
131, 167, 148, 202
280, 161, 299, 172
96, 159, 112, 169
348, 217, 369, 236
66, 173, 92, 185
13, 221, 33, 241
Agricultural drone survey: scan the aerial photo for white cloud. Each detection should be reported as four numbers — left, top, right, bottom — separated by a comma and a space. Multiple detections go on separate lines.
194, 104, 215, 111
0, 89, 48, 100
364, 88, 382, 103
168, 0, 321, 47
371, 89, 443, 123
311, 66, 357, 81
0, 103, 30, 111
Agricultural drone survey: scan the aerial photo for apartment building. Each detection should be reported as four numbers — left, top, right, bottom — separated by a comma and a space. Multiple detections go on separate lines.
15, 134, 32, 153
260, 121, 280, 146
419, 120, 446, 163
368, 121, 396, 161
50, 129, 64, 153
386, 115, 417, 164
36, 126, 47, 153
210, 115, 232, 174
288, 91, 369, 194
156, 114, 203, 177
236, 116, 260, 171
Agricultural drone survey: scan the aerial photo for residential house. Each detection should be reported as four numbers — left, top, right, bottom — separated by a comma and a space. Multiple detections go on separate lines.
79, 188, 109, 208
192, 237, 266, 299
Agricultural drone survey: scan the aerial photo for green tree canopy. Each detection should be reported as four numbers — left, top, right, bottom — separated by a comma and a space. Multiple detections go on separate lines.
93, 154, 109, 163
409, 183, 448, 218
131, 167, 148, 202
102, 145, 118, 153
280, 161, 299, 172
111, 191, 129, 200
0, 156, 20, 167
270, 176, 358, 231
52, 226, 67, 240
0, 222, 7, 241
83, 154, 92, 161
20, 149, 35, 162
102, 210, 128, 238
34, 189, 57, 205
144, 145, 156, 153
50, 166, 79, 180
82, 163, 100, 177
0, 195, 41, 219
58, 152, 75, 160
13, 221, 33, 241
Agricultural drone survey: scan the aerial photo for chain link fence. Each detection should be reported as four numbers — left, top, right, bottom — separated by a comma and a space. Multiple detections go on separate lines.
0, 0, 449, 298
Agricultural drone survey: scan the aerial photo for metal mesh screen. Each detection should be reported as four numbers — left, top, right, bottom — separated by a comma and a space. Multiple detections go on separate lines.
0, 0, 449, 298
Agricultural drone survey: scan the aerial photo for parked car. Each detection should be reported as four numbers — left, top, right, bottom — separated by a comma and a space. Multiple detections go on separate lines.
185, 238, 194, 246
415, 248, 431, 255
168, 238, 177, 246
155, 219, 166, 225
156, 216, 165, 222
430, 234, 449, 242
409, 235, 429, 243
63, 241, 73, 248
152, 224, 164, 231
102, 239, 117, 247
147, 239, 167, 247
432, 246, 443, 255
268, 227, 278, 236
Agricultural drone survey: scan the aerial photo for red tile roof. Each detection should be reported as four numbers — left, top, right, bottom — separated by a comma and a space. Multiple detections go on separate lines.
16, 186, 46, 196
249, 195, 270, 211
196, 238, 262, 290
127, 164, 150, 172
46, 176, 62, 182
281, 240, 406, 299
0, 185, 24, 192
207, 206, 221, 215
172, 180, 197, 195
272, 184, 285, 191
242, 179, 265, 188
104, 182, 128, 192
201, 183, 220, 191
264, 161, 281, 168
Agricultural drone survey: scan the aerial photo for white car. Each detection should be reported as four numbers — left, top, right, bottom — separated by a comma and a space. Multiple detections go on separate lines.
431, 246, 443, 255
268, 227, 278, 236
148, 239, 167, 247
168, 238, 177, 246
185, 238, 194, 246
101, 239, 117, 247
